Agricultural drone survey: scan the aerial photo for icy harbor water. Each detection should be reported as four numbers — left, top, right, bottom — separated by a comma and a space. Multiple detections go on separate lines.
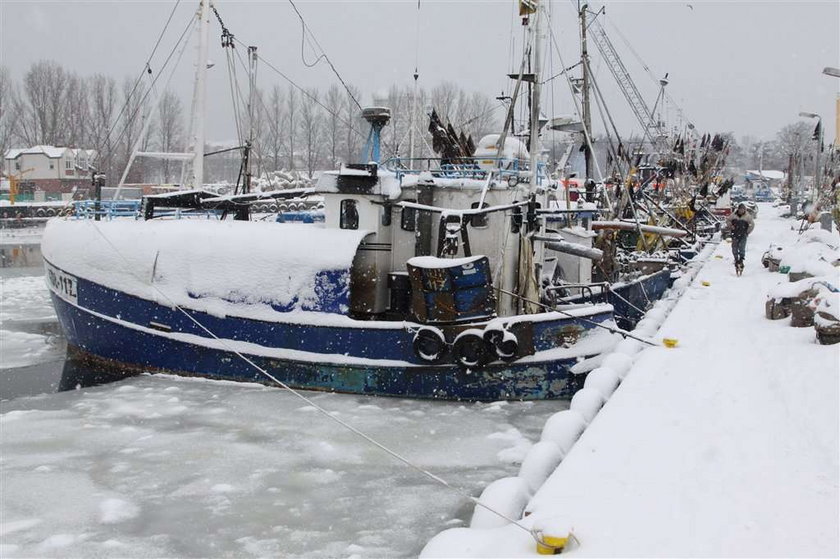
0, 265, 564, 558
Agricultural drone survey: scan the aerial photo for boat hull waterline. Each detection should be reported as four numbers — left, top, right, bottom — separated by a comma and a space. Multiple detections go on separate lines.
45, 259, 633, 400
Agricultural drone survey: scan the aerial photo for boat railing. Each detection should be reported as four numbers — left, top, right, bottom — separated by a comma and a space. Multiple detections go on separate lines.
73, 200, 142, 220
381, 156, 548, 186
546, 282, 610, 304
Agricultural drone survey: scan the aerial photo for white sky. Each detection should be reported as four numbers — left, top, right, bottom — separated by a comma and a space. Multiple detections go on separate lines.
1, 0, 838, 144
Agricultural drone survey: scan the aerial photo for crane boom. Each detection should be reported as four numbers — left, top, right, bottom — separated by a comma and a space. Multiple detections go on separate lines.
587, 18, 667, 152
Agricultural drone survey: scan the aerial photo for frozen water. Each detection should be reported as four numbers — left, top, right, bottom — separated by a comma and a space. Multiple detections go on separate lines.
1, 267, 65, 371
1, 375, 564, 557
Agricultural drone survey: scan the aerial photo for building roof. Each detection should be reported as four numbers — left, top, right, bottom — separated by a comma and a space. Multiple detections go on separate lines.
4, 146, 97, 160
745, 170, 785, 180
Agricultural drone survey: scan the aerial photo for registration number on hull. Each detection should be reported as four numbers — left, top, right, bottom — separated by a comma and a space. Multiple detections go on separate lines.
45, 262, 78, 304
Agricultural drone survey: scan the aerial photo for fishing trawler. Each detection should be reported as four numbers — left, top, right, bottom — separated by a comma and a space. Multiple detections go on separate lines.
41, 0, 686, 400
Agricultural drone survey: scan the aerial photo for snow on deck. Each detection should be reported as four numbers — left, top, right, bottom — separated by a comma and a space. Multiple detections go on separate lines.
423, 204, 839, 557
42, 219, 371, 316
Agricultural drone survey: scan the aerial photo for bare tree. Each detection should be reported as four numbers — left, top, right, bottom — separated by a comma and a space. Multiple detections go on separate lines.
156, 90, 184, 183
463, 91, 498, 140
285, 85, 298, 171
429, 81, 459, 123
117, 77, 152, 184
383, 84, 407, 159
247, 88, 268, 181
344, 84, 362, 163
299, 88, 322, 177
65, 74, 90, 148
16, 60, 71, 146
0, 66, 18, 158
265, 84, 286, 172
88, 74, 118, 179
323, 84, 343, 167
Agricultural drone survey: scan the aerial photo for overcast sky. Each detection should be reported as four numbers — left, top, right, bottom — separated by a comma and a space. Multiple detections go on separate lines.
1, 0, 838, 145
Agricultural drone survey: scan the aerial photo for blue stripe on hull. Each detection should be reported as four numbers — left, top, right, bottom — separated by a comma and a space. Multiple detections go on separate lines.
69, 267, 612, 363
52, 294, 586, 401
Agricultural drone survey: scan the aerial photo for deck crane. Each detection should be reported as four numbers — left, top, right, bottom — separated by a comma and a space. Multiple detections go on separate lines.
585, 14, 669, 154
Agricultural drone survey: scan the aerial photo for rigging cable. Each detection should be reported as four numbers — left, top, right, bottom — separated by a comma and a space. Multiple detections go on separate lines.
102, 0, 184, 172
286, 0, 362, 111
113, 17, 194, 195
604, 15, 698, 139
544, 10, 605, 182
108, 13, 196, 182
240, 37, 400, 157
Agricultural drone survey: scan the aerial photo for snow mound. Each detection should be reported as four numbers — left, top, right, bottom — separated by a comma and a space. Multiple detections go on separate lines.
583, 367, 620, 398
469, 477, 531, 529
767, 275, 836, 300
99, 498, 140, 524
569, 388, 605, 424
810, 283, 840, 322
778, 232, 840, 276
600, 353, 633, 377
540, 410, 586, 455
518, 441, 564, 493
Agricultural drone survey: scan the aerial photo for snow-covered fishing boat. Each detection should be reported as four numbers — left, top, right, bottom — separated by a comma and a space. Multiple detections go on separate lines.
41, 0, 679, 400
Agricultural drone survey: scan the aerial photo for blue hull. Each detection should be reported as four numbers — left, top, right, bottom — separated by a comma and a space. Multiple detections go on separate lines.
53, 294, 590, 400
46, 259, 617, 401
606, 269, 674, 330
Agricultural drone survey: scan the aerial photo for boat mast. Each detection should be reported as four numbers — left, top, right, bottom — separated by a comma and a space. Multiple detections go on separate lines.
186, 0, 210, 189
244, 45, 258, 194
579, 1, 592, 181
527, 0, 543, 194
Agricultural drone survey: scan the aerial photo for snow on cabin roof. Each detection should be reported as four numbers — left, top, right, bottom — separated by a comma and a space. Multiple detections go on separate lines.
42, 220, 373, 316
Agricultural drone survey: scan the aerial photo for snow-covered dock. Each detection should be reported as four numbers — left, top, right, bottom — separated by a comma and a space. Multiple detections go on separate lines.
425, 204, 839, 557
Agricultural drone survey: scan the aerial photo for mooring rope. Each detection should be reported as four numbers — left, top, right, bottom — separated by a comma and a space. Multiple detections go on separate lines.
82, 219, 543, 543
495, 286, 658, 347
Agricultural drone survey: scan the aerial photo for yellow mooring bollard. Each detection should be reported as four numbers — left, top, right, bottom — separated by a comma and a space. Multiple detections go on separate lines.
536, 534, 569, 555
533, 519, 574, 555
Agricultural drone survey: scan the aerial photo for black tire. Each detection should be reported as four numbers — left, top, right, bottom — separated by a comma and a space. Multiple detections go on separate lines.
452, 332, 492, 368
413, 328, 448, 363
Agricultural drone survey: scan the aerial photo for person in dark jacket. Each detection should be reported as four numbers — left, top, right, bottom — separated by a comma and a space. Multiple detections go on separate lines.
726, 203, 755, 275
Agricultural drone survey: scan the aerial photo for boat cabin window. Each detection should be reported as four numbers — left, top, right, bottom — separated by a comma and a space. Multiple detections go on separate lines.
340, 199, 359, 230
470, 202, 488, 228
400, 205, 416, 232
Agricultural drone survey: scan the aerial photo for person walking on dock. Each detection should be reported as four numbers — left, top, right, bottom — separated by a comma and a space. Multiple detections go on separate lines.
726, 203, 754, 276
